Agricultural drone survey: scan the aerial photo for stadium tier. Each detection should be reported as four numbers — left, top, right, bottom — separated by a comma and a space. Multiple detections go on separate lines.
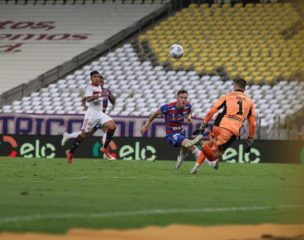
0, 1, 163, 95
1, 43, 304, 129
0, 2, 303, 133
138, 2, 304, 84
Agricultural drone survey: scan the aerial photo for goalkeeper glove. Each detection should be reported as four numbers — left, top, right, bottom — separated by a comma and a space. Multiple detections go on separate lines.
245, 137, 254, 153
193, 122, 207, 135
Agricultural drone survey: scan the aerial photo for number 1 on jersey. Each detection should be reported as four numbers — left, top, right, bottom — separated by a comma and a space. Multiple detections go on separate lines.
237, 100, 243, 115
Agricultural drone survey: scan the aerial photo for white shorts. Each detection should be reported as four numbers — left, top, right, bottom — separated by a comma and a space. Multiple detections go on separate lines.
81, 111, 112, 133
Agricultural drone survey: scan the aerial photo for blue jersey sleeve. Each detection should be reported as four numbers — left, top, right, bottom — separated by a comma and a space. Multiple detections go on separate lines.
160, 104, 168, 115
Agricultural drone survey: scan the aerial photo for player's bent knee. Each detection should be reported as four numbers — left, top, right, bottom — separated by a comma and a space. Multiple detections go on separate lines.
81, 132, 89, 138
104, 120, 116, 130
202, 143, 218, 161
181, 139, 190, 148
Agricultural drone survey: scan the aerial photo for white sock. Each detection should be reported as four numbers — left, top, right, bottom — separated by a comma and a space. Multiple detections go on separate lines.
179, 149, 188, 160
191, 146, 200, 159
204, 159, 217, 167
192, 162, 200, 170
102, 133, 107, 145
69, 131, 81, 139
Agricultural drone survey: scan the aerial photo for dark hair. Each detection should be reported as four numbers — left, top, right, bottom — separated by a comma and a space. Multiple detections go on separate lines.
234, 78, 247, 90
177, 89, 188, 96
90, 70, 100, 78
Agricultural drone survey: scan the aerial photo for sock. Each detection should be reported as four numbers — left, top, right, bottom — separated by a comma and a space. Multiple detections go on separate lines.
69, 131, 81, 139
192, 162, 200, 171
191, 146, 200, 159
204, 159, 216, 167
179, 149, 188, 159
196, 151, 206, 165
102, 132, 107, 145
103, 128, 115, 149
69, 135, 84, 154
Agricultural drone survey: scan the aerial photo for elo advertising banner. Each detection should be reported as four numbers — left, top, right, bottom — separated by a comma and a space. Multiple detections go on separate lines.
0, 135, 303, 163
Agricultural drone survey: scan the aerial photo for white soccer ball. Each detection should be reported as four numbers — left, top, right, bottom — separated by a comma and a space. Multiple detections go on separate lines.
169, 44, 183, 59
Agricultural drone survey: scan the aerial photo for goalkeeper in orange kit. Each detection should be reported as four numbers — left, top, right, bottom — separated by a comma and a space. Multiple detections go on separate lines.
190, 79, 256, 174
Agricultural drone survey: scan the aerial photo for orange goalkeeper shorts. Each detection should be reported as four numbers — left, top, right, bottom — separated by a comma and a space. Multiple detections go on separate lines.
211, 126, 237, 152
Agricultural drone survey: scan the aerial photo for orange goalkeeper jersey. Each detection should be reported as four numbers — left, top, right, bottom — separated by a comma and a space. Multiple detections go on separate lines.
204, 90, 256, 137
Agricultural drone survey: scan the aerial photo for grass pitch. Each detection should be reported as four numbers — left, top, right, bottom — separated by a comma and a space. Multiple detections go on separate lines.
0, 157, 303, 233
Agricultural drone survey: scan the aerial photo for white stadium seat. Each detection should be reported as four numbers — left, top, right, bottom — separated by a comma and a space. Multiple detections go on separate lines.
1, 40, 303, 131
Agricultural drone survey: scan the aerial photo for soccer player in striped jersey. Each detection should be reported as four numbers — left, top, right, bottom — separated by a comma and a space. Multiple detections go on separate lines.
141, 90, 215, 170
65, 71, 116, 163
190, 78, 256, 174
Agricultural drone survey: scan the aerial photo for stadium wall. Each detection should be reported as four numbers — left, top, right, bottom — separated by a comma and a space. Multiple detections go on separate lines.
0, 134, 303, 163
0, 114, 250, 138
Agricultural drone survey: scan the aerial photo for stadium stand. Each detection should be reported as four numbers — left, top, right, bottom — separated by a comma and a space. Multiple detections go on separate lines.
274, 106, 304, 140
138, 2, 304, 84
0, 0, 163, 95
1, 42, 304, 130
0, 1, 303, 139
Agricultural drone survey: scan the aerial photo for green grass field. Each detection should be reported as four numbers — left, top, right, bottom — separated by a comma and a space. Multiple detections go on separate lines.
0, 157, 303, 234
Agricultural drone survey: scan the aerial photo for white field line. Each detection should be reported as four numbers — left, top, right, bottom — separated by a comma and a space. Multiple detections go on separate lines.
28, 176, 137, 182
0, 205, 303, 224
28, 176, 234, 183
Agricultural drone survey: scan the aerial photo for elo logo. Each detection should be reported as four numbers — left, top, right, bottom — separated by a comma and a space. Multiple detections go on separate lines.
0, 136, 18, 157
0, 135, 56, 158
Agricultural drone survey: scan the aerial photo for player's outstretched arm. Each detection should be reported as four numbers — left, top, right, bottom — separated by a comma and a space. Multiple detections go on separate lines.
86, 94, 101, 102
245, 104, 256, 152
204, 95, 226, 124
140, 109, 162, 134
187, 112, 193, 124
193, 96, 225, 135
248, 115, 256, 140
107, 89, 116, 105
81, 97, 87, 111
109, 95, 116, 105
245, 118, 255, 153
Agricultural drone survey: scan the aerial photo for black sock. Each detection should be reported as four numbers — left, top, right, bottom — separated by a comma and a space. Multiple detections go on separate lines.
69, 135, 84, 154
104, 128, 115, 149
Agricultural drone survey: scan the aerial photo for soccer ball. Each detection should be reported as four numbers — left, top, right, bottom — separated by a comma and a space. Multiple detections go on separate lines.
169, 44, 183, 59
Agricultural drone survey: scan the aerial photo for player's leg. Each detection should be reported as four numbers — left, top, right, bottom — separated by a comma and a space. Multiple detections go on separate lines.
61, 131, 82, 146
174, 133, 190, 169
99, 114, 116, 160
163, 132, 187, 169
102, 129, 107, 145
176, 146, 188, 169
66, 117, 99, 164
190, 148, 206, 175
184, 134, 204, 148
198, 128, 236, 168
190, 128, 218, 174
103, 120, 116, 148
189, 145, 201, 159
97, 128, 108, 152
190, 141, 219, 175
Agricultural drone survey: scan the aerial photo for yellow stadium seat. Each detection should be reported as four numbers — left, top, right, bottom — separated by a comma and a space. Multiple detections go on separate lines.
139, 2, 302, 83
265, 76, 274, 83
226, 66, 235, 73
230, 71, 240, 79
138, 35, 146, 41
205, 66, 214, 73
188, 3, 197, 9
194, 65, 205, 73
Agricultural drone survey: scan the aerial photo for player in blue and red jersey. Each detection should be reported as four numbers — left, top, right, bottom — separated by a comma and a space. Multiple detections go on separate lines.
141, 90, 211, 169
